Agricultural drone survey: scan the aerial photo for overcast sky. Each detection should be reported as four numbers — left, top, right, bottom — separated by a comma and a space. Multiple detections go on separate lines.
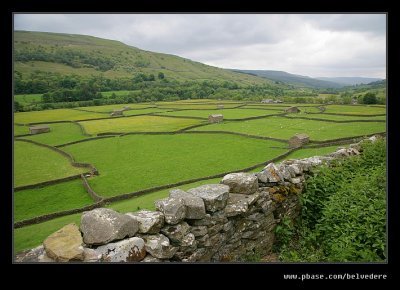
14, 14, 386, 78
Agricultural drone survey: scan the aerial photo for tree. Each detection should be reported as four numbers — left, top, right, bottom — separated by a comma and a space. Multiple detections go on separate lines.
363, 92, 378, 104
14, 101, 21, 112
158, 72, 165, 80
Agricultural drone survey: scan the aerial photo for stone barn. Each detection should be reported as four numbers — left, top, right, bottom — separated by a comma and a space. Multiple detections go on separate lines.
29, 125, 50, 135
284, 106, 301, 113
110, 109, 124, 117
289, 133, 310, 148
217, 105, 224, 109
208, 114, 224, 123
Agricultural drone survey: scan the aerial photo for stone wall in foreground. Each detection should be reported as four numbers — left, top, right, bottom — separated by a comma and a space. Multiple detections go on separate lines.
15, 136, 380, 263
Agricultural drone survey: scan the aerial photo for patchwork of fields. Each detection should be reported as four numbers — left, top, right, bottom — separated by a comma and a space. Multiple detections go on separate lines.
13, 99, 386, 252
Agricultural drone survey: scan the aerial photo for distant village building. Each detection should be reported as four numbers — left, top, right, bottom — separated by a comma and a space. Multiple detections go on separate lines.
289, 133, 310, 148
351, 98, 358, 105
284, 106, 301, 113
208, 114, 224, 123
29, 125, 50, 135
217, 105, 224, 109
110, 109, 124, 117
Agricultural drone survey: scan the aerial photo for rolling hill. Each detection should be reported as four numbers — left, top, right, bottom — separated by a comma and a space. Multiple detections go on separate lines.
232, 70, 344, 89
14, 31, 276, 86
315, 77, 383, 86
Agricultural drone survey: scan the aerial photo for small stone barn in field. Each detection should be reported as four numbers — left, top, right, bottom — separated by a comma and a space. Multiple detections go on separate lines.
110, 109, 124, 117
29, 125, 50, 135
285, 106, 301, 113
208, 114, 224, 123
289, 133, 310, 148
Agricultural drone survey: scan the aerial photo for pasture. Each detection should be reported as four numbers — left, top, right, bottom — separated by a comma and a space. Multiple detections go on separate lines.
13, 99, 387, 253
190, 116, 385, 141
19, 122, 89, 146
62, 134, 287, 197
78, 115, 202, 135
14, 141, 87, 187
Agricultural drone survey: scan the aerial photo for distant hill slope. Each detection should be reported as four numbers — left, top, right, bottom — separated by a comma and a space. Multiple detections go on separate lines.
233, 70, 344, 89
14, 31, 274, 86
315, 77, 383, 86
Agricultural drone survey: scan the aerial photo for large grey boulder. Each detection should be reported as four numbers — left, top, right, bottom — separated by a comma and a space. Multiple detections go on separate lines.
160, 221, 190, 244
80, 208, 139, 245
169, 189, 206, 219
97, 237, 146, 262
126, 210, 164, 234
221, 172, 258, 195
43, 223, 84, 262
188, 184, 230, 212
155, 197, 186, 225
257, 163, 283, 183
142, 234, 177, 259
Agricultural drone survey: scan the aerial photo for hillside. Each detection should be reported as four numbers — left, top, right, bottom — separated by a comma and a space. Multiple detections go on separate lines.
14, 31, 274, 86
233, 70, 343, 89
316, 77, 383, 86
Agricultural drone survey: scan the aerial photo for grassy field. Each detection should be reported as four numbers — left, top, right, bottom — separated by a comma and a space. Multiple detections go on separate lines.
286, 113, 386, 121
79, 115, 203, 135
157, 108, 281, 119
190, 116, 386, 141
14, 125, 29, 135
14, 109, 107, 124
324, 105, 386, 115
14, 141, 88, 187
14, 179, 93, 222
13, 143, 346, 254
19, 122, 89, 146
14, 94, 42, 105
156, 104, 242, 110
79, 103, 157, 112
63, 134, 288, 197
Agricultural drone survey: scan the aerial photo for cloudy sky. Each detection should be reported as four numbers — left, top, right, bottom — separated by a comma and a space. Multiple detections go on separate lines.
14, 14, 386, 78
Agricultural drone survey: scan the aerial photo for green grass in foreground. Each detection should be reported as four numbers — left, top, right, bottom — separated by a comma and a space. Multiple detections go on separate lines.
79, 115, 203, 135
14, 179, 93, 222
19, 122, 88, 146
14, 108, 107, 124
63, 134, 288, 197
14, 141, 87, 187
191, 116, 386, 141
13, 143, 345, 253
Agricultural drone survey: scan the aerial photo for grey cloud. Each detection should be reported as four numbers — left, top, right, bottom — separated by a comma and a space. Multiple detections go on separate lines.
13, 14, 386, 78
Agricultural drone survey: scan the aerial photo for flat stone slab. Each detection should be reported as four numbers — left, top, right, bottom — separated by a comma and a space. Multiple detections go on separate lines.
221, 172, 259, 195
43, 223, 84, 262
126, 210, 164, 234
155, 197, 186, 225
80, 208, 138, 245
187, 184, 230, 212
169, 189, 206, 219
97, 237, 146, 262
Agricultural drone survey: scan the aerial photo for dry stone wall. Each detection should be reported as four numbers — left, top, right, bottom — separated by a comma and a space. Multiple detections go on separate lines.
15, 136, 380, 263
